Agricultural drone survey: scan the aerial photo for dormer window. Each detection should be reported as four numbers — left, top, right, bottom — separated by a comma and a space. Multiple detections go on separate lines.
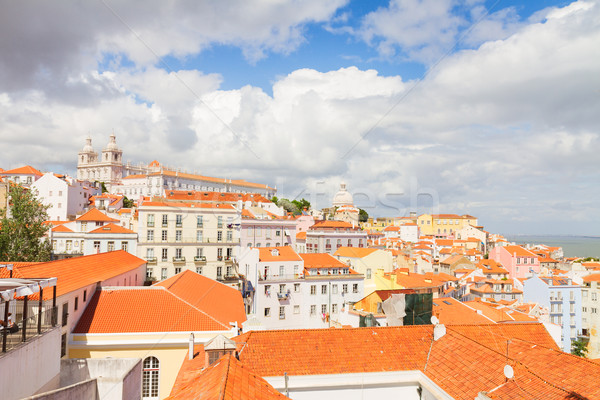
271, 249, 279, 257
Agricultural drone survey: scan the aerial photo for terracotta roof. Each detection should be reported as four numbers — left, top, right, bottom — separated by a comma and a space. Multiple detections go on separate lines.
73, 286, 231, 333
383, 226, 399, 231
167, 354, 290, 400
440, 254, 472, 265
583, 273, 600, 283
257, 247, 302, 263
141, 201, 235, 210
76, 208, 119, 222
433, 298, 536, 324
123, 170, 274, 190
154, 270, 247, 327
333, 246, 378, 258
501, 245, 538, 258
88, 223, 135, 234
309, 220, 359, 230
1, 165, 43, 176
299, 253, 349, 269
295, 231, 306, 240
51, 224, 74, 233
232, 324, 566, 399
477, 259, 509, 275
165, 190, 272, 204
12, 250, 146, 300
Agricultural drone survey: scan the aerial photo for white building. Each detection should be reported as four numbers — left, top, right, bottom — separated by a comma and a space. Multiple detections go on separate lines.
32, 172, 98, 221
306, 220, 368, 254
239, 247, 364, 330
137, 201, 241, 282
0, 165, 43, 187
49, 208, 137, 257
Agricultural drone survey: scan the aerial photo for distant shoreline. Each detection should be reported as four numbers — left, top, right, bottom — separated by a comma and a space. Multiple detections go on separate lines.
503, 234, 600, 258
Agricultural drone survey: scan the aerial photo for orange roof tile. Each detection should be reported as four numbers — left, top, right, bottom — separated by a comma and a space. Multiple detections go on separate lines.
309, 220, 360, 230
1, 165, 43, 176
88, 223, 135, 234
141, 201, 235, 210
51, 224, 74, 233
167, 354, 290, 400
76, 208, 119, 222
73, 286, 230, 333
257, 247, 302, 263
333, 246, 378, 258
13, 250, 145, 300
166, 190, 272, 204
502, 245, 538, 258
583, 273, 600, 283
154, 270, 246, 328
296, 231, 306, 240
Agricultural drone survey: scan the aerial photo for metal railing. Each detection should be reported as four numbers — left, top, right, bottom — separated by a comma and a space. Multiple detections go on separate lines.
2, 305, 58, 354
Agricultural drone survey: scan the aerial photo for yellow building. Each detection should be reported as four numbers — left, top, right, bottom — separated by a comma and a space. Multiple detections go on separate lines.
70, 271, 246, 400
333, 247, 394, 296
417, 214, 478, 237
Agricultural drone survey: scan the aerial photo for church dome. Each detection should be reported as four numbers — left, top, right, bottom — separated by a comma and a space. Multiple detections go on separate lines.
332, 182, 354, 207
82, 137, 94, 153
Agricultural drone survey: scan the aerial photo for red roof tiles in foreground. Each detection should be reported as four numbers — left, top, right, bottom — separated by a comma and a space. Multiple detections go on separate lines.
232, 324, 575, 400
1, 165, 43, 176
257, 246, 302, 263
73, 286, 230, 334
167, 354, 289, 400
154, 270, 247, 328
13, 250, 146, 300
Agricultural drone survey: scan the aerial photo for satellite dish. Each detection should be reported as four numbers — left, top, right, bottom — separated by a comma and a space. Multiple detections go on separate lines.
503, 365, 514, 379
431, 316, 439, 325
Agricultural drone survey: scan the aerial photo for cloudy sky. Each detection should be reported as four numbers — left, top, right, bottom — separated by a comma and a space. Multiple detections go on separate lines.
1, 0, 599, 235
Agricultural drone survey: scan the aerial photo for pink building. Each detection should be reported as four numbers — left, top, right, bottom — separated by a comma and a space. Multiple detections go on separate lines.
488, 245, 540, 279
240, 209, 297, 249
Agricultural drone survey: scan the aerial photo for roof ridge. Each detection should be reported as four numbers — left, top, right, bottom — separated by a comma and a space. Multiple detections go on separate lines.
219, 355, 232, 400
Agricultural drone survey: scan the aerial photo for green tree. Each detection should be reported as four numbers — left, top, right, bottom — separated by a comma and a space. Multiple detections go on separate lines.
571, 339, 589, 358
123, 196, 135, 208
359, 208, 369, 223
270, 196, 279, 204
277, 199, 299, 215
291, 198, 311, 213
0, 185, 52, 262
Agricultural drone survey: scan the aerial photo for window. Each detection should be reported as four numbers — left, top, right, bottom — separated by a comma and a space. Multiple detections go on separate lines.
162, 230, 168, 241
62, 302, 68, 327
217, 216, 223, 228
175, 267, 181, 274
161, 248, 168, 261
175, 230, 182, 241
226, 230, 232, 241
321, 304, 327, 314
217, 266, 222, 279
343, 284, 348, 294
217, 231, 223, 242
593, 292, 598, 301
264, 308, 271, 317
279, 284, 286, 294
161, 268, 167, 280
121, 241, 128, 252
196, 230, 203, 242
276, 230, 281, 236
321, 285, 327, 294
196, 266, 203, 275
265, 285, 271, 295
147, 230, 154, 241
332, 304, 338, 313
162, 214, 168, 227
107, 241, 115, 252
311, 285, 316, 295
332, 284, 338, 294
294, 305, 300, 314
66, 240, 72, 251
61, 333, 67, 357
294, 265, 299, 276
147, 214, 155, 227
74, 296, 79, 311
176, 214, 183, 227
175, 248, 182, 259
146, 268, 154, 279
279, 306, 285, 319
353, 284, 358, 293
366, 268, 372, 279
310, 305, 316, 315
93, 241, 100, 252
142, 357, 160, 399
197, 216, 203, 228
83, 290, 87, 302
217, 248, 223, 259
279, 265, 285, 276
294, 283, 300, 293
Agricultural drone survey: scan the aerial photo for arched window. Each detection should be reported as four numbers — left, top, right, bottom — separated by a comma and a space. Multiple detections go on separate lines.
142, 356, 160, 399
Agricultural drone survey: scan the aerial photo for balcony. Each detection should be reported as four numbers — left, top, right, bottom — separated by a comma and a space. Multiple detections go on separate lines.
172, 257, 186, 263
146, 257, 157, 264
194, 256, 207, 263
147, 222, 155, 227
277, 291, 291, 300
222, 274, 239, 282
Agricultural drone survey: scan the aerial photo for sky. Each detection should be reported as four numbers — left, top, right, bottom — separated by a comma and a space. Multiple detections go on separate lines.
1, 0, 599, 235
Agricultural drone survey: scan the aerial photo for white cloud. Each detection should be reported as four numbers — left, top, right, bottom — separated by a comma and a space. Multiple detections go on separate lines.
0, 1, 599, 234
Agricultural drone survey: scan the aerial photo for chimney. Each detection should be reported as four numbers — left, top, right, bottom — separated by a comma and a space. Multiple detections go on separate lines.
188, 333, 195, 360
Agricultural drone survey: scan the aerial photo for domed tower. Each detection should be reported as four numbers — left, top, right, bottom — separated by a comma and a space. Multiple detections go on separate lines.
77, 136, 98, 180
100, 134, 124, 184
332, 182, 354, 207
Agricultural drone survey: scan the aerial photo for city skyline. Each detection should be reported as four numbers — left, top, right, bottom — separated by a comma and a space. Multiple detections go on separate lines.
1, 0, 598, 235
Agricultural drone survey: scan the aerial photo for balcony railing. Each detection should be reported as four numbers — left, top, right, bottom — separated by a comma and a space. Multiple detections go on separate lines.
146, 257, 157, 264
194, 256, 207, 262
172, 257, 186, 263
259, 274, 303, 281
2, 305, 58, 354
